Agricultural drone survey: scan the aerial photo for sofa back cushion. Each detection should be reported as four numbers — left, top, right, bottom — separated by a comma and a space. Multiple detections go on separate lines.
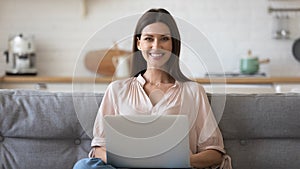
0, 90, 103, 169
208, 93, 300, 169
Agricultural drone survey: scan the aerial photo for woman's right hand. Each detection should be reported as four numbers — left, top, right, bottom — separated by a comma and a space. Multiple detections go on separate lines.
94, 146, 107, 163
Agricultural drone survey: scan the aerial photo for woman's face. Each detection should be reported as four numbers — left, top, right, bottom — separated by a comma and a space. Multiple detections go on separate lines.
137, 22, 172, 69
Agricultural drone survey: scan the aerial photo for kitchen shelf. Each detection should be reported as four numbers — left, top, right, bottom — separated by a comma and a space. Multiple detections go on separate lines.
1, 76, 300, 84
268, 0, 300, 13
268, 7, 300, 13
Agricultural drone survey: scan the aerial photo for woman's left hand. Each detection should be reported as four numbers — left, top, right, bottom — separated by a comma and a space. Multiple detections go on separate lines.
190, 149, 223, 168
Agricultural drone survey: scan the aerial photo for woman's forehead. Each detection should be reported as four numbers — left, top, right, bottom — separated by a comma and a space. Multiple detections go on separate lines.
141, 22, 171, 35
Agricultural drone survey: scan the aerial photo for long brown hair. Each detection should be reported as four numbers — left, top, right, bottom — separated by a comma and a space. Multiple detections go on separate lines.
131, 8, 190, 82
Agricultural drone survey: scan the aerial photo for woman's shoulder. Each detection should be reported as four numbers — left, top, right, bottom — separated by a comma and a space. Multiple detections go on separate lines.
108, 77, 135, 89
182, 81, 205, 91
174, 81, 210, 108
180, 81, 207, 98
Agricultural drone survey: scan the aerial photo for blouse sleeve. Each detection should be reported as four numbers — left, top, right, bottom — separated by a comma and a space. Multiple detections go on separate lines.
195, 85, 225, 153
195, 85, 232, 169
91, 83, 117, 148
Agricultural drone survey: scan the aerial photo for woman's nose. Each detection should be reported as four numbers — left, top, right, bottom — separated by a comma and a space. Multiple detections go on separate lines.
151, 39, 160, 49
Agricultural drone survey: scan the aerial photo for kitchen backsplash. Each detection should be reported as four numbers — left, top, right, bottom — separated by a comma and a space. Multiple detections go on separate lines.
1, 0, 300, 77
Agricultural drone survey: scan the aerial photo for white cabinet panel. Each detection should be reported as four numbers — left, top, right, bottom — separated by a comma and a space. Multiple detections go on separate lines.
202, 84, 275, 94
0, 83, 109, 92
4, 82, 299, 94
273, 84, 300, 93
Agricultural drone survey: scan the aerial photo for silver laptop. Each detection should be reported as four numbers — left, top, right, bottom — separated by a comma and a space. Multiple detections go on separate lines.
104, 115, 191, 168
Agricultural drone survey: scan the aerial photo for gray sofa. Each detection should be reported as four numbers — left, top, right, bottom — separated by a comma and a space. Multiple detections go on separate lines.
0, 89, 300, 169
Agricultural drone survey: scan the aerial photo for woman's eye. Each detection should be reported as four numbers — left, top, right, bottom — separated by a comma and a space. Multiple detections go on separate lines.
144, 37, 153, 41
161, 37, 170, 41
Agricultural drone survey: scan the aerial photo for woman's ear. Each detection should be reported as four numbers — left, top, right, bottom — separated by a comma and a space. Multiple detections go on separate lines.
137, 37, 141, 50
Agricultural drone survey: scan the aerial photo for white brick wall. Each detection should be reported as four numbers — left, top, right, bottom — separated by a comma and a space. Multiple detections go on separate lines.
1, 0, 300, 77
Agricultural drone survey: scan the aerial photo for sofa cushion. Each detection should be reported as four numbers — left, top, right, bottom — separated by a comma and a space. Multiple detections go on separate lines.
208, 93, 300, 169
0, 90, 103, 169
212, 93, 300, 139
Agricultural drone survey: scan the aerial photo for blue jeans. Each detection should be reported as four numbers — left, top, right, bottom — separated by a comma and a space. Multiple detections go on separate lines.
73, 158, 193, 169
73, 158, 116, 169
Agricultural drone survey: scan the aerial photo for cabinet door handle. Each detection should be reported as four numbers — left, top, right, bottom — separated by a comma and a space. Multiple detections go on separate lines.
35, 83, 47, 90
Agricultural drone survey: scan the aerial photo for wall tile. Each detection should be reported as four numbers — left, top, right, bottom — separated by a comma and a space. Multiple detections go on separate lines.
1, 0, 300, 77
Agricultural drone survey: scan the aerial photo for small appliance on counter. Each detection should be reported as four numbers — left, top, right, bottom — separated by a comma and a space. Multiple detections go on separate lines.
3, 34, 37, 75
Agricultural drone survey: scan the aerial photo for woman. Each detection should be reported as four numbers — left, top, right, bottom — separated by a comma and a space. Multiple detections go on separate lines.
74, 8, 231, 169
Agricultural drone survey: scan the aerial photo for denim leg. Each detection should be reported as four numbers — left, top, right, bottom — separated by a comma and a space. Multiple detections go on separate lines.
73, 158, 116, 169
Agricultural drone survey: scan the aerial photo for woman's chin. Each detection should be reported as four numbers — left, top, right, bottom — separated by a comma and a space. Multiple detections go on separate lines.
147, 64, 168, 72
148, 58, 169, 67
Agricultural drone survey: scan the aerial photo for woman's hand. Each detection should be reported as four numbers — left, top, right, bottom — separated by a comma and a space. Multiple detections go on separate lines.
94, 147, 107, 163
190, 149, 223, 168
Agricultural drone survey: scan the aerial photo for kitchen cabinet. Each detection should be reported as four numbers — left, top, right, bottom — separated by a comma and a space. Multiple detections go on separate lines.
202, 84, 275, 94
0, 76, 110, 92
0, 82, 277, 94
273, 83, 300, 93
1, 76, 300, 93
0, 82, 109, 92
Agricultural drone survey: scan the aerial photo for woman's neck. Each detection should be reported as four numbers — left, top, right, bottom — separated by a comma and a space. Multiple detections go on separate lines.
143, 69, 175, 84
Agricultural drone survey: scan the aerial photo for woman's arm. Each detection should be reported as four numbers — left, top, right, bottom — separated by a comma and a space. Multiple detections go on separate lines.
190, 149, 223, 168
94, 146, 107, 163
189, 84, 225, 168
91, 84, 116, 163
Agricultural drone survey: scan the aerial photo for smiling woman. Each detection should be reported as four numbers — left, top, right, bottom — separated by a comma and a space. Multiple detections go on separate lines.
73, 8, 232, 169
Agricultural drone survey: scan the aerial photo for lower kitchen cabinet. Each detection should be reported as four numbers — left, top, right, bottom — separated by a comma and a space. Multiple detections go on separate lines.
273, 83, 300, 93
1, 83, 276, 93
202, 84, 276, 94
0, 83, 109, 92
1, 76, 300, 94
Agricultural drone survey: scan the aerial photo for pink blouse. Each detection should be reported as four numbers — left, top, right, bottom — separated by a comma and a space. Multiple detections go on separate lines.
91, 74, 231, 169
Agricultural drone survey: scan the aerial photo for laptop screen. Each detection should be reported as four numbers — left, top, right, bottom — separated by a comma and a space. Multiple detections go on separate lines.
104, 115, 191, 168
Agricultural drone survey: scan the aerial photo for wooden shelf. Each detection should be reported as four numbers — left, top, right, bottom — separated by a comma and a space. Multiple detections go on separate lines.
1, 76, 300, 84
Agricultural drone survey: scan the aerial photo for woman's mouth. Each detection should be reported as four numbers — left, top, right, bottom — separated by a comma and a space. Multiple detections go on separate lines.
149, 52, 164, 60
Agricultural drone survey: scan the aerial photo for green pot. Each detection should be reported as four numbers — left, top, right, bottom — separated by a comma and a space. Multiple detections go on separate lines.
240, 57, 259, 74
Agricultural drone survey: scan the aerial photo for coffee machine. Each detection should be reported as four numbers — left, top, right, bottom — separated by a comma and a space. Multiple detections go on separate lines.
4, 34, 37, 75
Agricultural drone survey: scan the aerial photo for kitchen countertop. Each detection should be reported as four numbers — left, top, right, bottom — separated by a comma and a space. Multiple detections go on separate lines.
1, 76, 300, 84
